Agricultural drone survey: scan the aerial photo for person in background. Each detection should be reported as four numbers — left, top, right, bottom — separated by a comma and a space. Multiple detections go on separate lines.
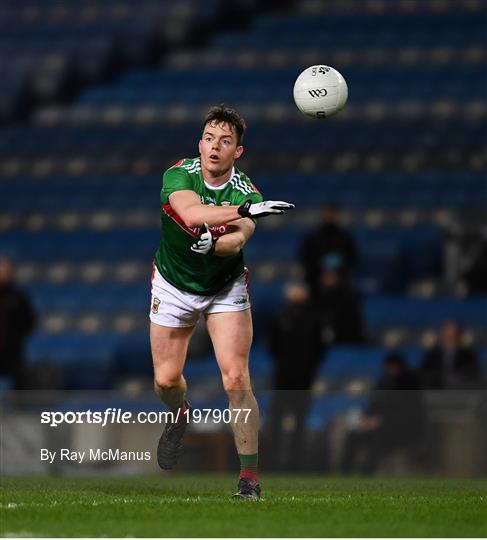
340, 352, 423, 475
0, 257, 36, 389
420, 321, 481, 389
318, 254, 364, 347
462, 232, 487, 294
298, 203, 358, 295
266, 282, 325, 471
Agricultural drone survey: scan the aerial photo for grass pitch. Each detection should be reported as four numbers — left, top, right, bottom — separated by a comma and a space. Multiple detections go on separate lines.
1, 475, 486, 537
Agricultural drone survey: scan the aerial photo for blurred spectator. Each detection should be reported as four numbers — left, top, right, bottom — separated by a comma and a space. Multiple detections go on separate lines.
0, 258, 36, 389
265, 283, 325, 471
340, 352, 423, 475
461, 233, 487, 295
298, 203, 358, 294
318, 255, 364, 346
420, 321, 481, 389
445, 229, 487, 295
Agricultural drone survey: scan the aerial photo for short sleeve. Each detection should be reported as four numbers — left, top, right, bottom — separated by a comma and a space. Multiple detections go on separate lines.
161, 166, 193, 201
249, 179, 264, 205
234, 181, 263, 206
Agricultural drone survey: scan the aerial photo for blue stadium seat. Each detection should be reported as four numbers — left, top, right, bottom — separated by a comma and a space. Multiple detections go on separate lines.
26, 331, 121, 389
307, 394, 367, 429
363, 297, 487, 331
316, 346, 430, 382
318, 347, 386, 380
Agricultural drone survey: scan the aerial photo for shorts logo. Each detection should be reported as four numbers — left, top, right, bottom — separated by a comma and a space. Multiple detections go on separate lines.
151, 297, 161, 314
233, 297, 247, 305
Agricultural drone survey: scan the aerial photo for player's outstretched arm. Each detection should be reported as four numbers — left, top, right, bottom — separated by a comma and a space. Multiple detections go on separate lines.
169, 191, 294, 228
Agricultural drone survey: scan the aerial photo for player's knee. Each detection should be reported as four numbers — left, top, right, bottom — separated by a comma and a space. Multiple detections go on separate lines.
222, 368, 250, 392
154, 372, 182, 392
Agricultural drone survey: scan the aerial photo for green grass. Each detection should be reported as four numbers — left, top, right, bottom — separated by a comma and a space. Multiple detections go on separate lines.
1, 475, 486, 537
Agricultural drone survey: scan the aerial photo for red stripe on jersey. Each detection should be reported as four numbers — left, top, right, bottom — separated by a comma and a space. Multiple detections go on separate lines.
250, 182, 261, 194
162, 203, 199, 237
162, 203, 229, 238
169, 158, 185, 169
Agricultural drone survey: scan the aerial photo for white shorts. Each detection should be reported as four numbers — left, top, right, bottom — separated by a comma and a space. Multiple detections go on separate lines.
149, 265, 251, 327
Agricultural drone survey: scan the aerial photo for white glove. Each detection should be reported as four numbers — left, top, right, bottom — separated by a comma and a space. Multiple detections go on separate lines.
238, 200, 295, 218
191, 223, 217, 255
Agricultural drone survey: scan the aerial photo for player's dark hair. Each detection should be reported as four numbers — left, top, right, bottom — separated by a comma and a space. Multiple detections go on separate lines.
203, 105, 246, 146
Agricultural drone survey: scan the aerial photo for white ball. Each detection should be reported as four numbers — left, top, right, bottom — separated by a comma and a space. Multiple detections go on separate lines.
293, 65, 348, 119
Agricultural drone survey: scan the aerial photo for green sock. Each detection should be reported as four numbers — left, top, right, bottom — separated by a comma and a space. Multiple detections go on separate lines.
239, 453, 259, 481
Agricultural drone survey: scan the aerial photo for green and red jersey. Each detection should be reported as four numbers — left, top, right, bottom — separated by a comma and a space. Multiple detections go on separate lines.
154, 157, 263, 295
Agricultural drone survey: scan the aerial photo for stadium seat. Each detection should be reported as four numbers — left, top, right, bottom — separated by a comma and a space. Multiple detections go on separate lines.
3, 0, 486, 391
307, 394, 368, 429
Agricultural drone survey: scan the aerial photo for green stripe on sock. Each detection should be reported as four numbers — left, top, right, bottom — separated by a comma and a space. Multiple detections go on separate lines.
239, 453, 258, 472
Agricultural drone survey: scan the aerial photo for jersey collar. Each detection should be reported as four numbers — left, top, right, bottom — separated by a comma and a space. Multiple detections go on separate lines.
202, 166, 234, 191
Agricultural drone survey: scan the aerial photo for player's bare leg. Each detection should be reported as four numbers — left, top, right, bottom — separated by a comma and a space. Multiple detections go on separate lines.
206, 309, 261, 499
150, 322, 195, 469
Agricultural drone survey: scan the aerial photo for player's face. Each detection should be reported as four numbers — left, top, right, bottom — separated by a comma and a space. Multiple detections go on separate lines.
199, 121, 243, 178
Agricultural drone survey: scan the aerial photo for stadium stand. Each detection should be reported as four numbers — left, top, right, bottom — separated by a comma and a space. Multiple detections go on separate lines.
0, 0, 258, 121
1, 0, 486, 418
